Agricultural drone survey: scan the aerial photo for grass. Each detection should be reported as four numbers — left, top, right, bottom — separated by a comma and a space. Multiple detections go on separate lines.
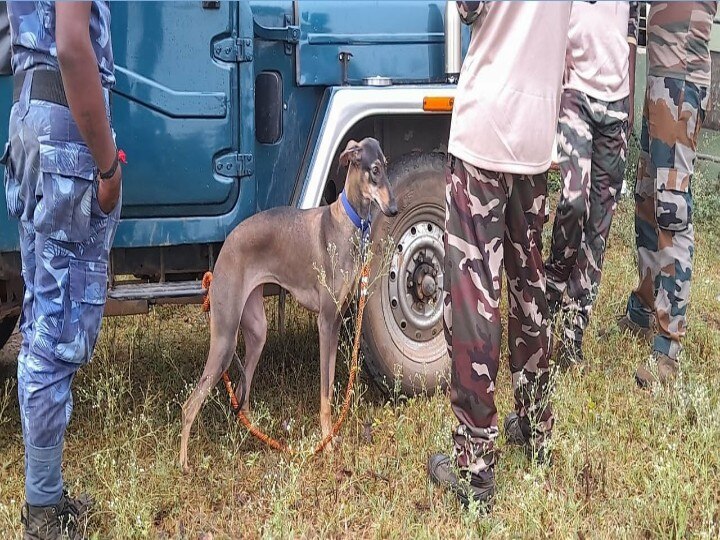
1, 152, 720, 538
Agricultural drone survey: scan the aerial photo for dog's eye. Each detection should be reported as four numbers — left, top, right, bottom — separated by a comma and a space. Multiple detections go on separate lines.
372, 166, 379, 175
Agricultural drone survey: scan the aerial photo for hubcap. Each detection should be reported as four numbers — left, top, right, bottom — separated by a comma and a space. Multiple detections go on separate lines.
387, 220, 444, 342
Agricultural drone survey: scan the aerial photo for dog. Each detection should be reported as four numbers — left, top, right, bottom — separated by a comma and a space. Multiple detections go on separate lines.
179, 138, 397, 470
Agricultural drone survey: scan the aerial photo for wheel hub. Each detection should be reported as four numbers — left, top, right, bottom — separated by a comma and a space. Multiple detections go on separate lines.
420, 273, 436, 298
387, 220, 444, 342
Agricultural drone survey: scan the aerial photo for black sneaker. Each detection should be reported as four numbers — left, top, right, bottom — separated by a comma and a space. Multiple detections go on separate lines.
503, 412, 551, 465
427, 454, 495, 509
21, 491, 93, 540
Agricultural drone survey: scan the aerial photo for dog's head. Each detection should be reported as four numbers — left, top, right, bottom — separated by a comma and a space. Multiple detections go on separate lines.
339, 138, 398, 217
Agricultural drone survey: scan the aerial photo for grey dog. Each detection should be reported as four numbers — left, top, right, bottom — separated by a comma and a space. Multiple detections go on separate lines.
180, 138, 398, 470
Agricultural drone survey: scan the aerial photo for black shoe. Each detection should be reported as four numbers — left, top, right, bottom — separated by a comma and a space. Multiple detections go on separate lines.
427, 454, 495, 509
21, 491, 92, 540
546, 283, 563, 320
555, 338, 584, 371
503, 413, 551, 465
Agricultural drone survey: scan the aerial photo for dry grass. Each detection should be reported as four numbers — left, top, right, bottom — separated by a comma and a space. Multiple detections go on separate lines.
1, 168, 720, 538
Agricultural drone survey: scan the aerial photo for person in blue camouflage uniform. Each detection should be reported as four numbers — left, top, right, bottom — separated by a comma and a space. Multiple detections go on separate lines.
2, 2, 121, 538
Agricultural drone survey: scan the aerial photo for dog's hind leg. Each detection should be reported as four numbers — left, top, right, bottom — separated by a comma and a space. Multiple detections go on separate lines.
237, 285, 267, 415
318, 311, 342, 450
180, 282, 246, 472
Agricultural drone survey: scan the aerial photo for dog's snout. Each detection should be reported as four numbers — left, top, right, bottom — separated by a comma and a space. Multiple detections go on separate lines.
381, 196, 398, 217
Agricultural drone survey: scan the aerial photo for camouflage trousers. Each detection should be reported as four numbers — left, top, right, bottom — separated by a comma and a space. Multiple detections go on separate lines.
626, 76, 708, 360
444, 156, 553, 474
2, 72, 120, 506
546, 89, 629, 345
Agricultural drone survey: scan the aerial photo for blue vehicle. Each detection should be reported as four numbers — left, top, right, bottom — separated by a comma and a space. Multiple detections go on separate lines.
0, 1, 468, 394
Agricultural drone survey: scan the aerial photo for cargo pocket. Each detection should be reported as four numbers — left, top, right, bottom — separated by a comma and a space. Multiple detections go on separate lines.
2, 141, 23, 219
656, 170, 692, 232
36, 140, 97, 243
55, 259, 108, 364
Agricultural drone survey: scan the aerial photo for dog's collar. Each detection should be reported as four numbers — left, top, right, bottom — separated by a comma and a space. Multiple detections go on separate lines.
340, 190, 371, 238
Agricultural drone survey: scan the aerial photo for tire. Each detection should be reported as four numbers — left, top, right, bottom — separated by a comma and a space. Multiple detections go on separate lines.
0, 313, 19, 350
362, 152, 449, 397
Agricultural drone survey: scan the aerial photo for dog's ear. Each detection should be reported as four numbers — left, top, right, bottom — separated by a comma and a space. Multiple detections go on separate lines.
339, 140, 362, 168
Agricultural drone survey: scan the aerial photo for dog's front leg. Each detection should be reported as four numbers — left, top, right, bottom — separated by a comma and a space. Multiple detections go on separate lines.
317, 311, 342, 450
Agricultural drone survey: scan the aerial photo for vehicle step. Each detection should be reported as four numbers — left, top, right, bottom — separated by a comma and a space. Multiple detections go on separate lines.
108, 280, 205, 301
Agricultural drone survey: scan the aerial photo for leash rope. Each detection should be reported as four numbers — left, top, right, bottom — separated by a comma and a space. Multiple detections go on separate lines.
201, 262, 370, 455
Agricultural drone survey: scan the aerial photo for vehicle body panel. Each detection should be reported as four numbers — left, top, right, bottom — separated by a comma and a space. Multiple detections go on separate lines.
1, 2, 717, 264
0, 1, 467, 256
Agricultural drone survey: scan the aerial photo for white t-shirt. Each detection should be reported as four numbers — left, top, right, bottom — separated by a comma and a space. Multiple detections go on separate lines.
564, 1, 636, 102
448, 2, 572, 176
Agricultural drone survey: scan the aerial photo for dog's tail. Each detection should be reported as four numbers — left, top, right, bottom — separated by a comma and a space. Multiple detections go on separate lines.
202, 271, 213, 313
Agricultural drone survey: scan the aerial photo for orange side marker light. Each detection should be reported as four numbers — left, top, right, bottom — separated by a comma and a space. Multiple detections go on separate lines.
423, 96, 454, 112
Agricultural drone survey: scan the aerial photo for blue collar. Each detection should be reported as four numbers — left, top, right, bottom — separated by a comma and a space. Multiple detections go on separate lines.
340, 190, 371, 238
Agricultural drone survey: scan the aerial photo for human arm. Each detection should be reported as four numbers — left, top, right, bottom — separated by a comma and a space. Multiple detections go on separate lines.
56, 1, 120, 214
627, 1, 640, 133
456, 1, 485, 25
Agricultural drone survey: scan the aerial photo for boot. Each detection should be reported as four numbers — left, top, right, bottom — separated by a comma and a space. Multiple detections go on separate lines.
599, 314, 654, 344
546, 282, 563, 320
427, 454, 495, 509
635, 352, 679, 388
618, 314, 655, 344
503, 412, 551, 465
21, 491, 92, 540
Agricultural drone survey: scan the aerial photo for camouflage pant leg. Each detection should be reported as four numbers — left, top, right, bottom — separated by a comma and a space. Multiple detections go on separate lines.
627, 76, 707, 360
445, 156, 552, 474
561, 93, 629, 343
4, 77, 121, 506
626, 83, 657, 331
504, 172, 553, 449
545, 89, 594, 307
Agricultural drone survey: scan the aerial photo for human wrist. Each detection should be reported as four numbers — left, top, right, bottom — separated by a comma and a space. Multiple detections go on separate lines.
101, 163, 122, 184
99, 151, 119, 180
98, 149, 126, 181
97, 143, 118, 172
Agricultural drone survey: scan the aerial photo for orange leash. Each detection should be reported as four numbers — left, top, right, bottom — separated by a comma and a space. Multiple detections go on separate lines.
202, 265, 370, 455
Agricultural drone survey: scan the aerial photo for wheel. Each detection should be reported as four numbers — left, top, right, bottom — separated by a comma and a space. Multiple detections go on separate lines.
0, 313, 19, 350
363, 152, 449, 396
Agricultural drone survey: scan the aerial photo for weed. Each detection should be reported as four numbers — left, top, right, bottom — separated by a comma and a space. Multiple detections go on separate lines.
0, 185, 719, 539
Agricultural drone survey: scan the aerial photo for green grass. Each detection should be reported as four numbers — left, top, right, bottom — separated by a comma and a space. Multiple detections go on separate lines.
1, 168, 720, 538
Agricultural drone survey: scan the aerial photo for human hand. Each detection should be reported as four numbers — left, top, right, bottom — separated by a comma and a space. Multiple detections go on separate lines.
98, 164, 122, 215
